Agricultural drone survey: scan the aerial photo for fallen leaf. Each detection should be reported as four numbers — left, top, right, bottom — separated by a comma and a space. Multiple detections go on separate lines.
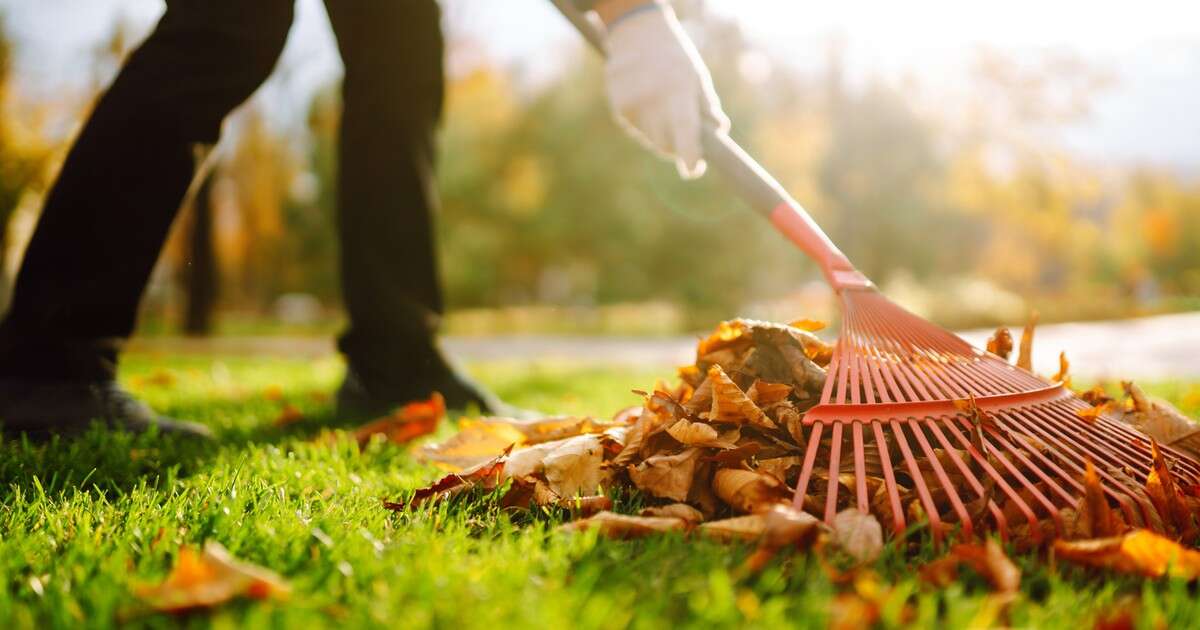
706, 365, 776, 428
986, 327, 1013, 360
135, 542, 289, 613
557, 495, 612, 516
712, 468, 789, 514
273, 404, 304, 428
747, 380, 793, 406
1078, 459, 1121, 538
762, 504, 823, 549
628, 449, 702, 501
1077, 401, 1116, 424
386, 448, 510, 510
559, 511, 687, 538
788, 318, 826, 332
1122, 381, 1200, 460
352, 393, 445, 447
697, 514, 767, 542
1054, 529, 1200, 579
832, 509, 883, 564
1080, 385, 1113, 407
666, 419, 739, 449
1144, 438, 1197, 539
1017, 311, 1038, 371
1051, 351, 1070, 385
416, 418, 525, 471
542, 435, 607, 498
640, 503, 705, 524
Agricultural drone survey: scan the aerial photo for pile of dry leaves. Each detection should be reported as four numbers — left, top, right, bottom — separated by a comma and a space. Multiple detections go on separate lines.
391, 317, 1200, 585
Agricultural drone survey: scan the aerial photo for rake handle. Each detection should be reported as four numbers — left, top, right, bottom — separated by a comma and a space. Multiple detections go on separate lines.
548, 0, 870, 290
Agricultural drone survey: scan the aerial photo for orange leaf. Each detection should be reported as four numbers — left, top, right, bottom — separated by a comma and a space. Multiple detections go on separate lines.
1076, 401, 1115, 424
1145, 438, 1198, 539
135, 542, 289, 613
1050, 351, 1070, 385
986, 327, 1013, 361
706, 365, 775, 429
1054, 529, 1200, 579
352, 392, 445, 447
1017, 311, 1038, 371
273, 404, 304, 427
788, 318, 826, 333
1078, 459, 1121, 538
559, 511, 688, 539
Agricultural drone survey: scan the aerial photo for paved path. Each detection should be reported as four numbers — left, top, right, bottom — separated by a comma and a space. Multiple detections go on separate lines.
128, 311, 1200, 379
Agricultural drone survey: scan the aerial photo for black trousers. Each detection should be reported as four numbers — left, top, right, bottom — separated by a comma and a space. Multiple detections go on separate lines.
0, 0, 447, 390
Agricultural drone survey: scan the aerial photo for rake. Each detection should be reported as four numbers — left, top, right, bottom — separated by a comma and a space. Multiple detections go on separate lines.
550, 1, 1200, 542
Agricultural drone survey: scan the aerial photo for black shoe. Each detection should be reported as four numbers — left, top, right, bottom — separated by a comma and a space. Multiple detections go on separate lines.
336, 364, 522, 419
0, 379, 213, 440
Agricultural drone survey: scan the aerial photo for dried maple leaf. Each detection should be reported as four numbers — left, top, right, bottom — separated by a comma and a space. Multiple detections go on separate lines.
559, 511, 688, 539
706, 365, 775, 428
627, 448, 702, 501
640, 503, 705, 524
666, 418, 739, 449
1077, 459, 1121, 538
986, 327, 1013, 361
542, 435, 607, 498
1054, 529, 1200, 579
352, 393, 445, 448
1121, 381, 1200, 460
135, 542, 289, 613
557, 495, 613, 516
831, 509, 883, 564
1080, 385, 1113, 407
1017, 311, 1037, 371
712, 468, 789, 514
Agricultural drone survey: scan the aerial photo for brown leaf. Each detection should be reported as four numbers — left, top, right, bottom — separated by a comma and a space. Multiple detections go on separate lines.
666, 418, 739, 449
386, 448, 510, 510
352, 393, 445, 448
986, 327, 1013, 361
918, 555, 960, 588
1080, 385, 1113, 407
1122, 382, 1200, 460
707, 365, 775, 428
135, 542, 289, 613
1017, 311, 1037, 371
747, 380, 793, 406
557, 495, 613, 517
1145, 438, 1197, 539
1054, 529, 1200, 579
640, 503, 706, 524
832, 509, 883, 564
543, 435, 608, 499
558, 511, 688, 539
628, 448, 702, 501
702, 442, 763, 465
712, 468, 789, 514
762, 504, 823, 549
1078, 459, 1122, 538
416, 417, 525, 471
1077, 401, 1116, 424
696, 514, 768, 542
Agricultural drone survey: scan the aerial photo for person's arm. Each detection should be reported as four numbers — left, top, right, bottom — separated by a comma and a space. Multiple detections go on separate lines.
580, 0, 729, 179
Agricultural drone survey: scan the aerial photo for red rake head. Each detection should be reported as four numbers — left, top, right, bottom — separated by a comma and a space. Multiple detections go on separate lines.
792, 287, 1200, 544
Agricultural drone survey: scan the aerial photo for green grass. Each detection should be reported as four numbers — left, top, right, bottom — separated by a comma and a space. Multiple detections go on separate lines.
3, 355, 1200, 628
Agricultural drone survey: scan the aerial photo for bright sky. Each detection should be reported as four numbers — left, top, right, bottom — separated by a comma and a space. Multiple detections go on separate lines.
3, 0, 1199, 172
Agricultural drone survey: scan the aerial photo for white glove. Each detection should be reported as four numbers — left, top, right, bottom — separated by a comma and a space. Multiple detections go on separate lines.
603, 2, 730, 179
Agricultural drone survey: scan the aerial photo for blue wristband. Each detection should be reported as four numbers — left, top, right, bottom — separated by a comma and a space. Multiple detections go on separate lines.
607, 2, 660, 30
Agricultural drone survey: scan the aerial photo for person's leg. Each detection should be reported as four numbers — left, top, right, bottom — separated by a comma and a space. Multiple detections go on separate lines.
324, 0, 503, 415
0, 0, 294, 436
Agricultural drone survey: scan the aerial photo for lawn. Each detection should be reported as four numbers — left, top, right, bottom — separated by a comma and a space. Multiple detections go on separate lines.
3, 353, 1200, 628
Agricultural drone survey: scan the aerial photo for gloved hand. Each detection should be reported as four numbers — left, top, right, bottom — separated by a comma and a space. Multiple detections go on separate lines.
602, 1, 729, 179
